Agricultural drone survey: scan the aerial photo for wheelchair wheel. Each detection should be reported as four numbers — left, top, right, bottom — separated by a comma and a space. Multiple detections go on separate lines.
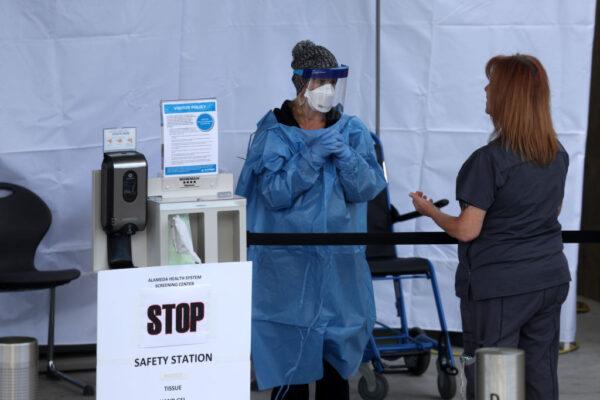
404, 327, 431, 375
405, 350, 431, 376
358, 374, 389, 400
408, 327, 428, 341
437, 370, 457, 399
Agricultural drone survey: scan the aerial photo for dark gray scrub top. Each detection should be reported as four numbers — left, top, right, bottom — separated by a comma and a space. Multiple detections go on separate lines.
455, 140, 571, 300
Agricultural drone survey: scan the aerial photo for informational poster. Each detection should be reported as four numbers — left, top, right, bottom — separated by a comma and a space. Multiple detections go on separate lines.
97, 262, 251, 400
161, 99, 219, 177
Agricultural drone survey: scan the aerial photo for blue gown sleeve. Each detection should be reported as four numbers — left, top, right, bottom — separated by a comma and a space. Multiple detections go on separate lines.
255, 130, 326, 210
334, 121, 387, 203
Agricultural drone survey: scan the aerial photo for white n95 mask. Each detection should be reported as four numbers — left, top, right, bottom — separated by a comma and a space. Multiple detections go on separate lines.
304, 84, 336, 113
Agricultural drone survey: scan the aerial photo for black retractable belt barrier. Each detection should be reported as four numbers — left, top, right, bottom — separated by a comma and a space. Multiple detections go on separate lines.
247, 230, 600, 246
562, 230, 600, 243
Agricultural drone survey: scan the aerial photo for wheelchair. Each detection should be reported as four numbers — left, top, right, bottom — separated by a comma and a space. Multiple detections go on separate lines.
357, 135, 458, 400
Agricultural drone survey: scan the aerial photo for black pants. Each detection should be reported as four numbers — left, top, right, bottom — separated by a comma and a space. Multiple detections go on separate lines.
270, 361, 349, 400
460, 283, 569, 400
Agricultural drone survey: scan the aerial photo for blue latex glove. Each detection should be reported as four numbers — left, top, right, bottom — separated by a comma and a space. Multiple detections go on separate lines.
310, 130, 342, 159
332, 141, 353, 164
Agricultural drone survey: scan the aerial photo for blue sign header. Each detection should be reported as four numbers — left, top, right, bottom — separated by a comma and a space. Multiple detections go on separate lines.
163, 102, 216, 114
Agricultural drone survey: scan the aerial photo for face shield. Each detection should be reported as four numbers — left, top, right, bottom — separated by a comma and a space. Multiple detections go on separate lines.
293, 65, 348, 114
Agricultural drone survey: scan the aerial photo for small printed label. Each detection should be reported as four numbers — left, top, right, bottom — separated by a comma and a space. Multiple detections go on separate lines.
104, 128, 137, 153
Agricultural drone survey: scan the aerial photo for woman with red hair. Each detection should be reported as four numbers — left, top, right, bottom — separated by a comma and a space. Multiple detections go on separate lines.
410, 54, 570, 400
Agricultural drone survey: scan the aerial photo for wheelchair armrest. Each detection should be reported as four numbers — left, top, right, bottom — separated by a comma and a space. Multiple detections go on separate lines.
392, 199, 450, 223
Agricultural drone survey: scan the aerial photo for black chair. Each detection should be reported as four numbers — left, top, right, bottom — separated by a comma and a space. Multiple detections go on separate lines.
0, 183, 94, 396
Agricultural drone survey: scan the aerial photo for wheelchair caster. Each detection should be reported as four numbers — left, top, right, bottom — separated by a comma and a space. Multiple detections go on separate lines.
358, 373, 389, 400
437, 370, 456, 399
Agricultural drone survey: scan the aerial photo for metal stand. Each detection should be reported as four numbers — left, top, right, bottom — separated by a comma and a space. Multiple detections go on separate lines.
146, 196, 246, 265
46, 288, 95, 396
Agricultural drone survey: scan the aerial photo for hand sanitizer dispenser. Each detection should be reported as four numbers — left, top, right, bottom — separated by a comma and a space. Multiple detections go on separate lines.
101, 151, 147, 268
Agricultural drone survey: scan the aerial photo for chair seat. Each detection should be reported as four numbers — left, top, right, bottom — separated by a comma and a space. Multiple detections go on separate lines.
368, 257, 431, 277
0, 268, 81, 291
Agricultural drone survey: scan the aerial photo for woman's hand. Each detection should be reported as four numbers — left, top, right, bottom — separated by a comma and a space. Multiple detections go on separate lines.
409, 191, 486, 242
310, 130, 341, 159
409, 191, 438, 218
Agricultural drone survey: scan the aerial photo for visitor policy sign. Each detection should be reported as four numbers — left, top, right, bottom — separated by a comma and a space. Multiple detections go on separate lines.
97, 262, 252, 399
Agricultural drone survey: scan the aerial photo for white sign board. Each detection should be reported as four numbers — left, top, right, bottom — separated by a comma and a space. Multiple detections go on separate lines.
103, 127, 136, 153
161, 99, 219, 177
97, 262, 251, 400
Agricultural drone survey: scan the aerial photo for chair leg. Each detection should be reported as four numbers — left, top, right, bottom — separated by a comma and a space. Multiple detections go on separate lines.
46, 287, 95, 396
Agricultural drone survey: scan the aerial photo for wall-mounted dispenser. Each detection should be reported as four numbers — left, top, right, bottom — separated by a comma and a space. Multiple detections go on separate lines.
100, 151, 148, 268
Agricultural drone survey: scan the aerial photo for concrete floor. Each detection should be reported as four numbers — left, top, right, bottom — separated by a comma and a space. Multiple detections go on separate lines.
38, 297, 600, 399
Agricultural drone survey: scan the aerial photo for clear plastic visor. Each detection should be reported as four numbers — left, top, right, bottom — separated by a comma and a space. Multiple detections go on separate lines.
294, 65, 348, 114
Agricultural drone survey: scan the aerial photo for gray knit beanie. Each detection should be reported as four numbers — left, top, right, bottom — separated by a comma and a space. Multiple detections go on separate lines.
291, 40, 338, 94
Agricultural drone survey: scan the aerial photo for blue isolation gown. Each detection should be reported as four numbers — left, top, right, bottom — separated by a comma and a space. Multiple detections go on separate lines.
236, 110, 387, 390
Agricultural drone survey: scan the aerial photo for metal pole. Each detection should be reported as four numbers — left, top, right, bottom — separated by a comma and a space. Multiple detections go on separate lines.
47, 287, 55, 364
475, 348, 525, 400
375, 0, 381, 136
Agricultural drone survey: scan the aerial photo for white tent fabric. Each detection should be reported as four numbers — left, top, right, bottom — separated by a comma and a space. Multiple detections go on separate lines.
0, 0, 594, 345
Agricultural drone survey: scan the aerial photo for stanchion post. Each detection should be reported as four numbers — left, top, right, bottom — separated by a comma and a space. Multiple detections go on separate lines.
475, 348, 525, 400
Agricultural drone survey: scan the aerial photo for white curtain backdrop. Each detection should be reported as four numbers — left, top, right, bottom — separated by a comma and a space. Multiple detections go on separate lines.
0, 0, 594, 345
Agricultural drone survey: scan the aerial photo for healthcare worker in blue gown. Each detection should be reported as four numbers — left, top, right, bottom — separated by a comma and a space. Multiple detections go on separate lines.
236, 40, 387, 400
